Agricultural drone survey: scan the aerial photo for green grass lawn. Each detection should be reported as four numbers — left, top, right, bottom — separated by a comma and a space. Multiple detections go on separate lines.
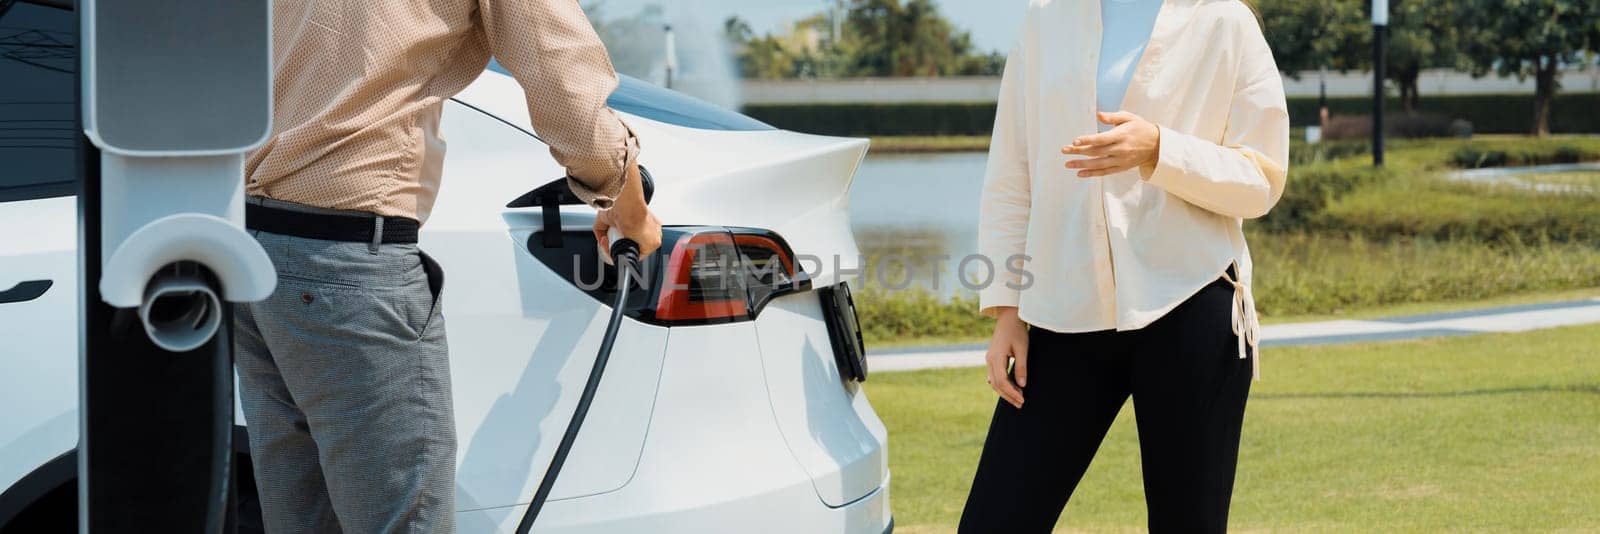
873, 324, 1600, 532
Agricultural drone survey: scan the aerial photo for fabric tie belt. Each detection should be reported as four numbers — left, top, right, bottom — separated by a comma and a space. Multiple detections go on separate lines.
1221, 268, 1262, 380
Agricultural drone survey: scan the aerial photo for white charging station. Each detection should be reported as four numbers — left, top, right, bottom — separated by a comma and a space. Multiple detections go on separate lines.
77, 1, 274, 532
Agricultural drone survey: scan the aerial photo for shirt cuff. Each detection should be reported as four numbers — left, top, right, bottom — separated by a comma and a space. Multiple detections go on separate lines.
1139, 125, 1184, 188
978, 289, 1021, 319
567, 120, 640, 210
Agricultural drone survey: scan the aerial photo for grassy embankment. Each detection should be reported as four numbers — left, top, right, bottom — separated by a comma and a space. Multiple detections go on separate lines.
869, 135, 993, 154
857, 136, 1600, 348
876, 323, 1600, 532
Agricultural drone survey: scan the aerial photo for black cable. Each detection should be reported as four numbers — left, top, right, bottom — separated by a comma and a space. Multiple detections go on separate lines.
517, 238, 642, 534
207, 293, 237, 534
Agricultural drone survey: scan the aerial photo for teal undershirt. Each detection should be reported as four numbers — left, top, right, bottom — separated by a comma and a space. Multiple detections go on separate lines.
1097, 0, 1163, 131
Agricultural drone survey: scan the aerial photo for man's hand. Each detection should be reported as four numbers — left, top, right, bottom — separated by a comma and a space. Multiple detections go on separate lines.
986, 306, 1028, 410
1062, 111, 1161, 178
594, 163, 662, 260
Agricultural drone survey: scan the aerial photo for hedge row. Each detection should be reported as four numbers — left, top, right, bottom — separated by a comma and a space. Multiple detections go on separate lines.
1290, 93, 1600, 135
743, 103, 999, 137
742, 93, 1600, 137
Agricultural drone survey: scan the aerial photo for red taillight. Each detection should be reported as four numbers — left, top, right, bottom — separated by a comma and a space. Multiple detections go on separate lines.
525, 224, 810, 325
655, 232, 750, 322
734, 234, 797, 284
653, 229, 806, 324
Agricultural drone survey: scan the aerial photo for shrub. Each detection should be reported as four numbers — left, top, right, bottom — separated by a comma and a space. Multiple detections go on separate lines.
1450, 143, 1600, 169
743, 102, 998, 137
853, 286, 992, 347
1452, 146, 1510, 168
1315, 178, 1600, 245
1287, 93, 1600, 134
1254, 161, 1388, 233
1289, 139, 1369, 165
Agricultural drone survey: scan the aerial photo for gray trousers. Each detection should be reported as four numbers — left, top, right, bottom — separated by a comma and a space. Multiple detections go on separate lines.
235, 214, 455, 533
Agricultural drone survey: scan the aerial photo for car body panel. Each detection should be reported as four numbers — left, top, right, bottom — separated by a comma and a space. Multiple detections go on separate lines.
0, 196, 78, 499
453, 72, 868, 288
463, 477, 890, 534
432, 104, 670, 507
461, 323, 892, 533
754, 293, 890, 506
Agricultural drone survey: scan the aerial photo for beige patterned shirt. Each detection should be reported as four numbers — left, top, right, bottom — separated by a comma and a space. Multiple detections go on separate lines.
245, 0, 639, 222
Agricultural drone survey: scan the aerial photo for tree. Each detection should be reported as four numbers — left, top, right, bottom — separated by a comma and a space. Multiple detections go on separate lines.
1255, 0, 1367, 75
1456, 0, 1600, 135
724, 15, 753, 45
1256, 0, 1460, 114
840, 0, 986, 77
724, 15, 811, 79
1382, 0, 1464, 113
722, 0, 1001, 79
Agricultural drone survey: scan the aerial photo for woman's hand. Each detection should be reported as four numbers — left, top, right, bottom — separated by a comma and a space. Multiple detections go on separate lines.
1062, 111, 1161, 178
985, 307, 1028, 410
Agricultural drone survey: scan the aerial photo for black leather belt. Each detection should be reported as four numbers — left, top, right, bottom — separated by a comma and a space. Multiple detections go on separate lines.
246, 202, 420, 244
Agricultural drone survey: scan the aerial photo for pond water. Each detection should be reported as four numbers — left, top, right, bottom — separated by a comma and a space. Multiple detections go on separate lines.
847, 151, 988, 295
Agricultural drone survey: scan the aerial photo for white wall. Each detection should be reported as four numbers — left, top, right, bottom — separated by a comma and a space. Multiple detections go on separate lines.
742, 77, 1003, 105
1284, 68, 1600, 99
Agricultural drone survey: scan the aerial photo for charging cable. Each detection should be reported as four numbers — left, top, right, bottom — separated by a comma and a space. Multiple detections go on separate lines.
518, 227, 642, 533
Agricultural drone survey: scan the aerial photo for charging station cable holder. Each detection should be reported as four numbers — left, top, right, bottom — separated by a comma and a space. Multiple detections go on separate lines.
78, 1, 274, 533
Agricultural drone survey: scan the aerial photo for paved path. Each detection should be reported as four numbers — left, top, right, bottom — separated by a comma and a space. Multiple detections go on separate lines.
1446, 162, 1600, 194
868, 297, 1600, 373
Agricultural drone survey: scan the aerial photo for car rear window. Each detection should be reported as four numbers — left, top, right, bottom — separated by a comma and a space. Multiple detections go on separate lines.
0, 2, 78, 202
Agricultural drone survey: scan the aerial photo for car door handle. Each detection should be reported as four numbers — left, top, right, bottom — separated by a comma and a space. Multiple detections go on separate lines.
0, 280, 53, 304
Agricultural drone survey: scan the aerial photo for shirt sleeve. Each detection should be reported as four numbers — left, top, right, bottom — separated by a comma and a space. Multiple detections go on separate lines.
1139, 17, 1289, 220
977, 41, 1032, 318
478, 0, 639, 209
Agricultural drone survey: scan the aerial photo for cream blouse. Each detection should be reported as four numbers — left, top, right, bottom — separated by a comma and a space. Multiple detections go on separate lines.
977, 0, 1290, 378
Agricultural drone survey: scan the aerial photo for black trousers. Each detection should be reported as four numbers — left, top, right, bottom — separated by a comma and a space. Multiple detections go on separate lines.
958, 277, 1253, 533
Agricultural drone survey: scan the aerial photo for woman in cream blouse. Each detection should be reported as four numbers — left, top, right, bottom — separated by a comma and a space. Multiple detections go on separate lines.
961, 0, 1288, 532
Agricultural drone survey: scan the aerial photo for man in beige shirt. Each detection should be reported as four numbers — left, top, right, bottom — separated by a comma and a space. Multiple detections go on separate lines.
233, 1, 660, 532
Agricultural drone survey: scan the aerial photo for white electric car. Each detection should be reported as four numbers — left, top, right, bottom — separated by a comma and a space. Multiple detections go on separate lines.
0, 3, 890, 531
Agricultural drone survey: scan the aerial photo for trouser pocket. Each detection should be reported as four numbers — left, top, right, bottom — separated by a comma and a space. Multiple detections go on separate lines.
414, 249, 446, 339
420, 249, 445, 303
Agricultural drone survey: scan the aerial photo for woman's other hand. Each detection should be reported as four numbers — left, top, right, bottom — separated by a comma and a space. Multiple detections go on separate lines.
986, 307, 1029, 409
1062, 111, 1161, 178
